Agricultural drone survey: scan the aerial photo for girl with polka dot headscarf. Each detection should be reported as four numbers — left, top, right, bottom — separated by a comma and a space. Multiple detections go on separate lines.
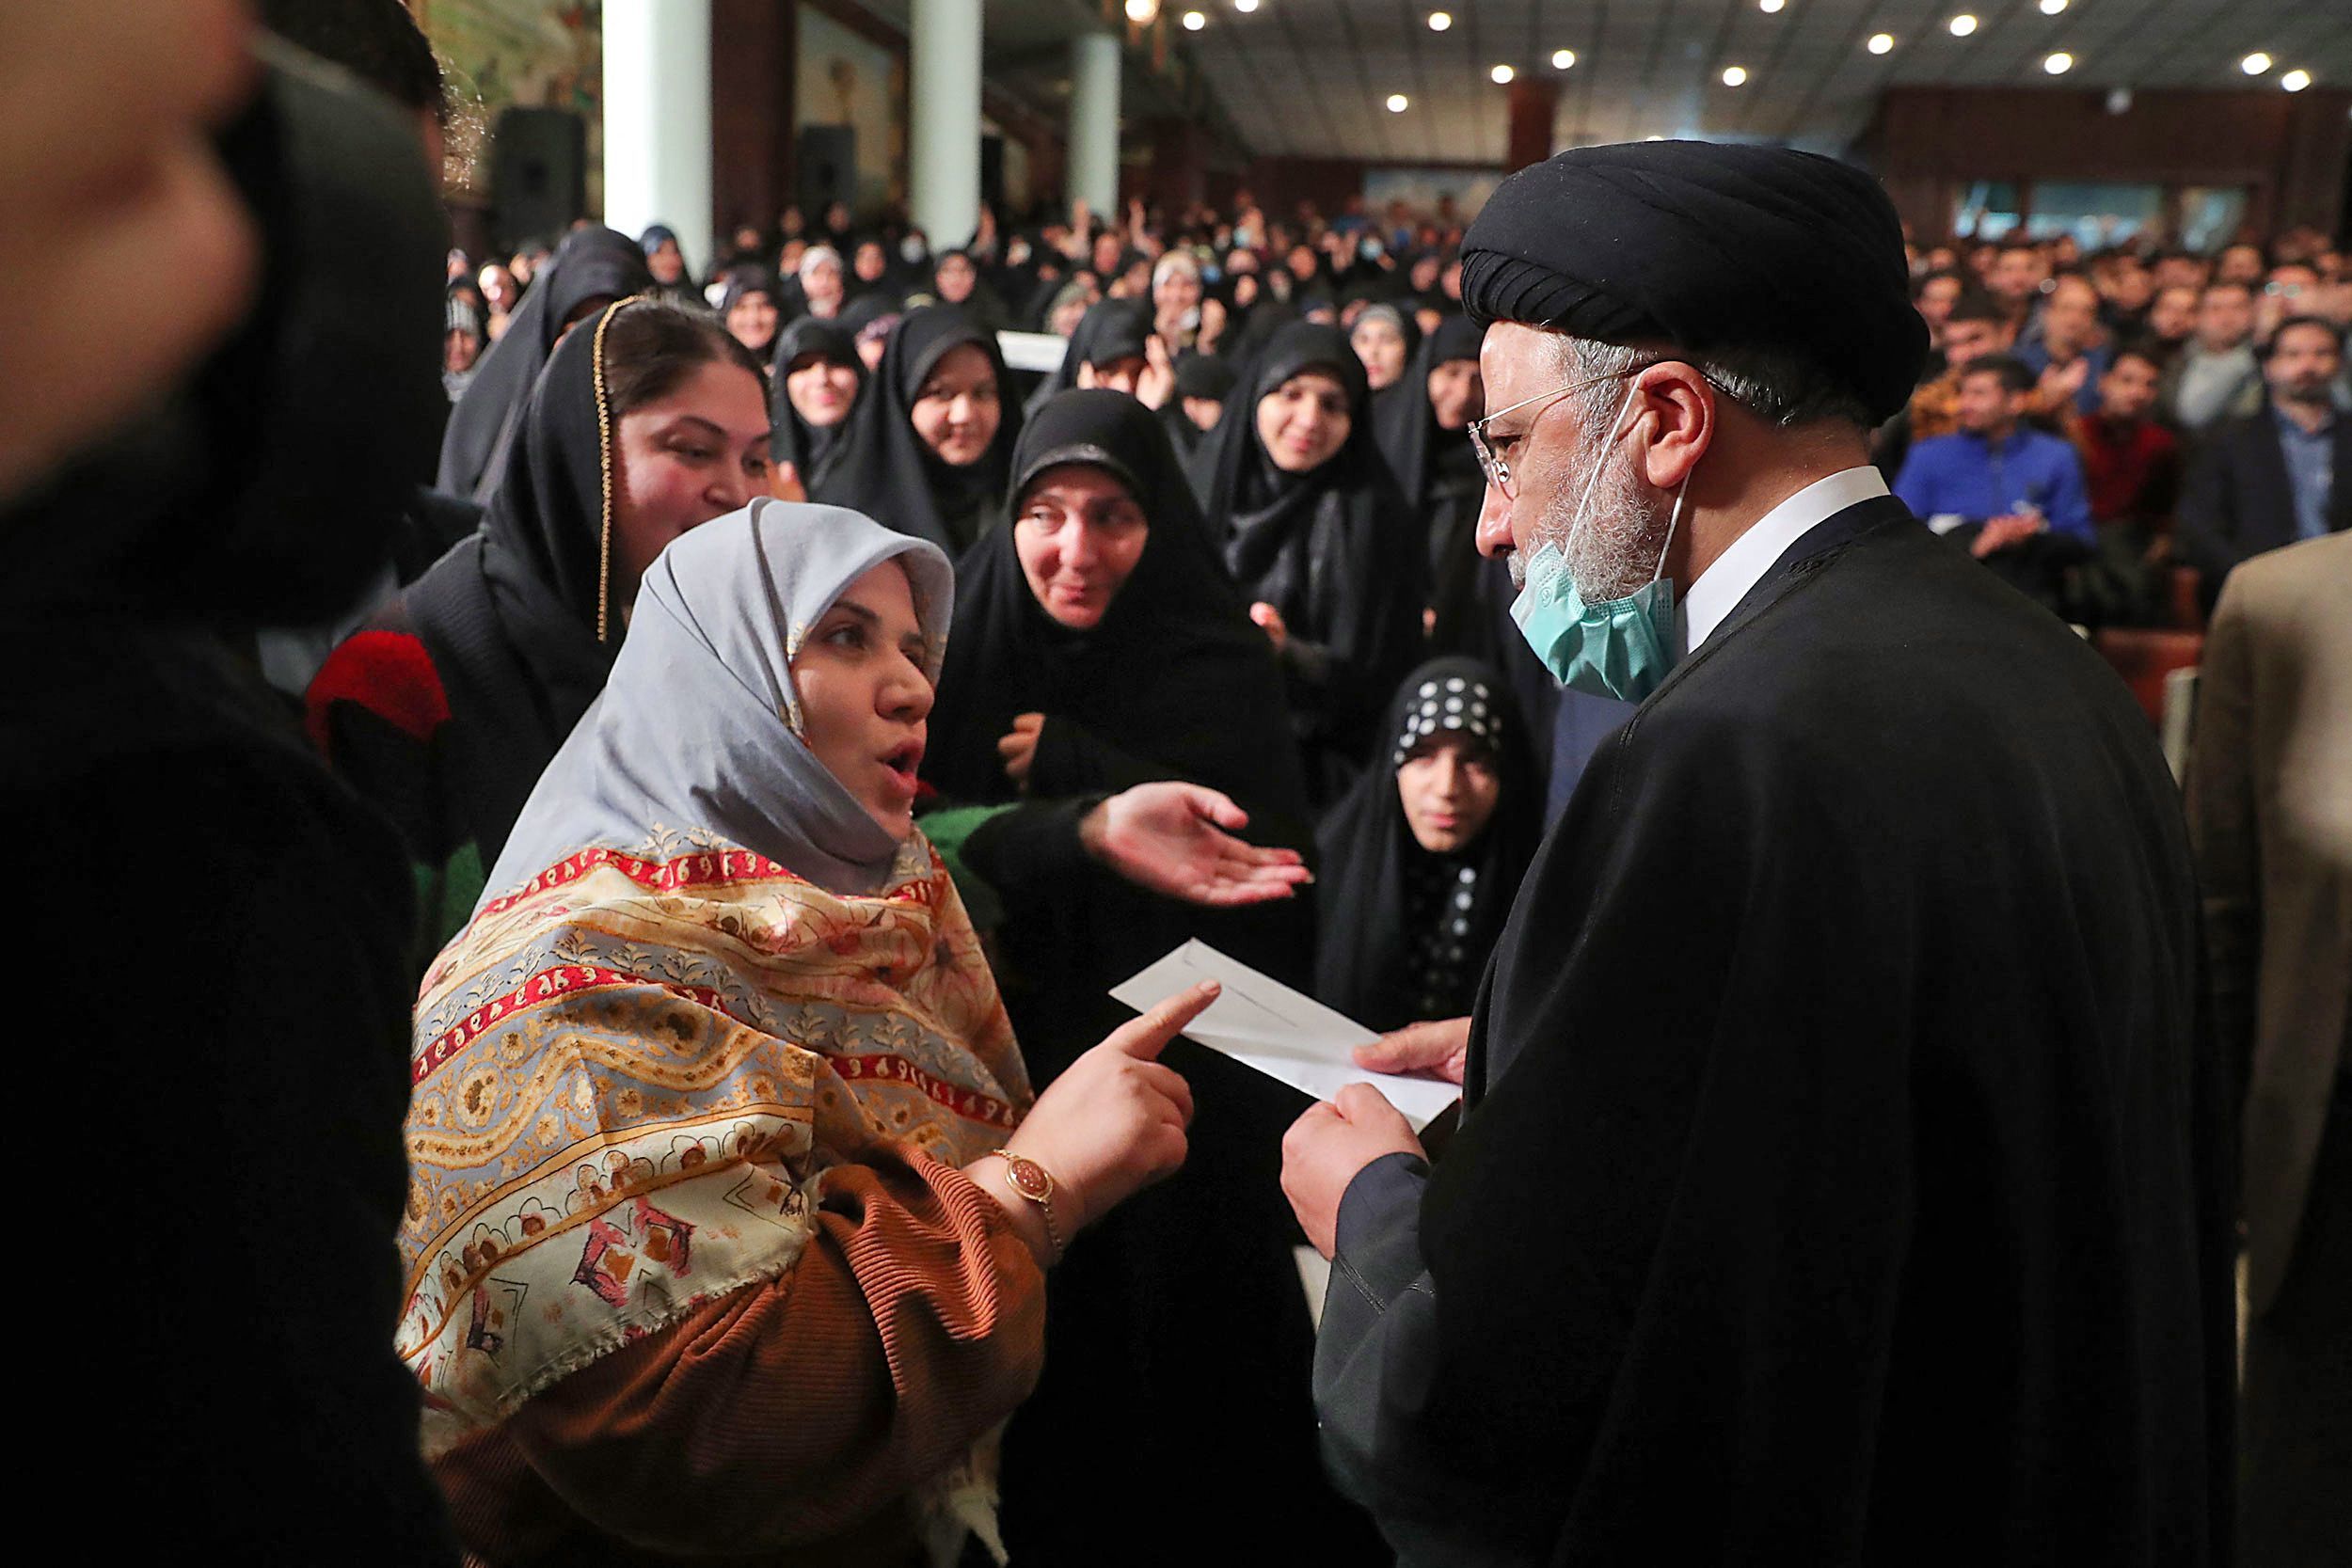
1313, 656, 1545, 1030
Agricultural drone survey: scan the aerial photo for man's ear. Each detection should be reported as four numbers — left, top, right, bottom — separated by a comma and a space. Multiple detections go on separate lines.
1638, 364, 1713, 491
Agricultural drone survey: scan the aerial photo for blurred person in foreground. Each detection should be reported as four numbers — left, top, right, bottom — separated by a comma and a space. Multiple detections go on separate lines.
1, 29, 458, 1561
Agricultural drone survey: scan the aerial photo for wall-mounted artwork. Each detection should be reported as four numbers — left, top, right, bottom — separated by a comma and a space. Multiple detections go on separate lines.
418, 0, 604, 210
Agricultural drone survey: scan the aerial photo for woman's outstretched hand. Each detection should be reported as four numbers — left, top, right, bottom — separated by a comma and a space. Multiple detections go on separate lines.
1081, 782, 1311, 908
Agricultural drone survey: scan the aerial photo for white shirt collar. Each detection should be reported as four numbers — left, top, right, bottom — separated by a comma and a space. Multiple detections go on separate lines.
1675, 466, 1889, 655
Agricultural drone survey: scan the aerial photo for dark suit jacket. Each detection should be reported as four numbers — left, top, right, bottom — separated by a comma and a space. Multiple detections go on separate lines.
2176, 406, 2352, 611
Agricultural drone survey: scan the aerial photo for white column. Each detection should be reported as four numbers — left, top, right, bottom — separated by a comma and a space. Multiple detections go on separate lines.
1066, 31, 1121, 221
602, 0, 713, 279
909, 0, 983, 246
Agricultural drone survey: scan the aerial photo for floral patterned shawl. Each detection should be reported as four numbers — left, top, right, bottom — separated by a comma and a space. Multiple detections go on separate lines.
395, 504, 1027, 1557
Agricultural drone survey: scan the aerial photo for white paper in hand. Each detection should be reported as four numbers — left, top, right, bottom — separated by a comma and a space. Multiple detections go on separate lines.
1110, 940, 1460, 1132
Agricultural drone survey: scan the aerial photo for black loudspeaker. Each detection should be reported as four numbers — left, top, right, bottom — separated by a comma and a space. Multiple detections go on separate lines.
981, 134, 1005, 211
490, 106, 587, 250
797, 125, 856, 222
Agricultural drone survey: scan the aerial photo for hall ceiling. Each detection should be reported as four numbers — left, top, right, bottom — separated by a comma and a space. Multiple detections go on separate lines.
1157, 0, 2350, 162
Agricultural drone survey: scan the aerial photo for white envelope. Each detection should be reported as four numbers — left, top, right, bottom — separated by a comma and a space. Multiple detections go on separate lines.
1109, 940, 1461, 1132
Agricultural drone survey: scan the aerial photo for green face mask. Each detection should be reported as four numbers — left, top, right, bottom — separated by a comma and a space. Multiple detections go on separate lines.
1507, 380, 1690, 703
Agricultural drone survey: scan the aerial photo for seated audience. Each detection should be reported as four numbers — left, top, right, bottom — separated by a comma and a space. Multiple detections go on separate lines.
1894, 355, 2093, 614
1160, 349, 1235, 459
438, 225, 651, 501
1315, 657, 1543, 1032
2014, 273, 2109, 418
2177, 315, 2349, 610
719, 263, 784, 362
1349, 302, 1418, 391
2073, 342, 2182, 622
813, 304, 1022, 556
769, 316, 865, 495
1190, 320, 1421, 805
2159, 281, 2265, 435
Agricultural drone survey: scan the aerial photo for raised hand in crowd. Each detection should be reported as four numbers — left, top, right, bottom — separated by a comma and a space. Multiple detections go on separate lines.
1080, 782, 1311, 908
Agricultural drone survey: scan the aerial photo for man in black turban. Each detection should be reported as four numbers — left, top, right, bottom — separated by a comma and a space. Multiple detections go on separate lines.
1279, 141, 2233, 1565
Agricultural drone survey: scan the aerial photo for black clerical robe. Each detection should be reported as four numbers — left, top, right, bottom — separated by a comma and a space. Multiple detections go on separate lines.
1314, 496, 2235, 1566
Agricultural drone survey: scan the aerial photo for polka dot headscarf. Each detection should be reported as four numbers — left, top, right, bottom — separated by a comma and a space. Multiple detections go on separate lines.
1392, 672, 1503, 769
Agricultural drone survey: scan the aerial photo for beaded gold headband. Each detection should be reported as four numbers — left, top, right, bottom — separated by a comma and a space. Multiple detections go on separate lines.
591, 296, 641, 645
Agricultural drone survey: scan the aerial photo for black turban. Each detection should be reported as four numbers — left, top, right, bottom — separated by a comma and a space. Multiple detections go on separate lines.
1459, 140, 1928, 423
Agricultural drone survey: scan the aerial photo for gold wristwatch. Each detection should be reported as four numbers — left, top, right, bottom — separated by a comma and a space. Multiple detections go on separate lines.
984, 1148, 1066, 1263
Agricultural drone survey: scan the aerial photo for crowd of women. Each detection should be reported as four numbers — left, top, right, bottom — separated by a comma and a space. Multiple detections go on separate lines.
277, 168, 1569, 1560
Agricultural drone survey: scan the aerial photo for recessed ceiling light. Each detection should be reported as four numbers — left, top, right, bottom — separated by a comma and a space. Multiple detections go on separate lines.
1490, 64, 1516, 84
1426, 9, 1451, 29
1759, 0, 1785, 12
1182, 9, 1205, 29
1124, 0, 1158, 21
2039, 0, 2067, 13
1721, 65, 1749, 86
2281, 69, 2312, 91
1234, 0, 1258, 10
1386, 92, 1409, 112
2241, 52, 2272, 74
1867, 32, 1896, 55
1949, 14, 1979, 37
2043, 51, 2074, 74
1551, 49, 1577, 70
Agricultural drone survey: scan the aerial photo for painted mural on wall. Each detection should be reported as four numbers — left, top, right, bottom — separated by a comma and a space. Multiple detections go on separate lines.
416, 0, 605, 212
795, 5, 902, 219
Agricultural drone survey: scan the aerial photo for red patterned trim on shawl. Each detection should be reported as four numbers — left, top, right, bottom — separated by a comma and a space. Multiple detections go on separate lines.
475, 845, 947, 919
832, 1053, 1020, 1131
416, 969, 1014, 1130
415, 963, 730, 1083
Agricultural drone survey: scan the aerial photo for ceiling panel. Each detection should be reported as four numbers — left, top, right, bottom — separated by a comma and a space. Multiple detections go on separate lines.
844, 0, 2351, 163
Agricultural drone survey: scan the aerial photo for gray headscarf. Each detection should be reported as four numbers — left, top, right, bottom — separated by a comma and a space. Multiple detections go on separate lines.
480, 499, 955, 906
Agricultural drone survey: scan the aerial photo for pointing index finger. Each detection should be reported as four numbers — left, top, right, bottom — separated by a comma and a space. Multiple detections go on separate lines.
1112, 980, 1220, 1060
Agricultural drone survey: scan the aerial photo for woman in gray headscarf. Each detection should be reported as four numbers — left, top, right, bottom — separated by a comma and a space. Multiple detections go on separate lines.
404, 499, 1251, 1565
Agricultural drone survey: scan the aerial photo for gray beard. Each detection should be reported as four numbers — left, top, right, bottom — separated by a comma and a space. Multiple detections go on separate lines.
1527, 431, 1672, 603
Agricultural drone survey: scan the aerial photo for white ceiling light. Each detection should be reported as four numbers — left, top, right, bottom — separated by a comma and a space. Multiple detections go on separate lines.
1490, 63, 1516, 84
1233, 0, 1258, 10
1551, 49, 1578, 70
2241, 52, 2272, 74
2038, 0, 2067, 13
1949, 14, 1979, 37
1867, 32, 1896, 55
1182, 9, 1205, 29
1386, 93, 1409, 112
1124, 0, 1159, 22
2281, 69, 2312, 91
1722, 65, 1749, 86
1759, 0, 1786, 12
1426, 9, 1451, 29
2043, 51, 2074, 74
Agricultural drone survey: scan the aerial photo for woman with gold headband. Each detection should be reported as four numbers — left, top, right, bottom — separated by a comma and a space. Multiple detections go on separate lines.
308, 297, 777, 943
400, 500, 1221, 1564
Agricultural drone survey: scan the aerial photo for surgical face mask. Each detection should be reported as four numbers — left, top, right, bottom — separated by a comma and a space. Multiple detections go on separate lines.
1508, 379, 1691, 703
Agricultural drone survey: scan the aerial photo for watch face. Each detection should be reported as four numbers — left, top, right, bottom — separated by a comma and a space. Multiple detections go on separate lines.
1006, 1156, 1052, 1201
